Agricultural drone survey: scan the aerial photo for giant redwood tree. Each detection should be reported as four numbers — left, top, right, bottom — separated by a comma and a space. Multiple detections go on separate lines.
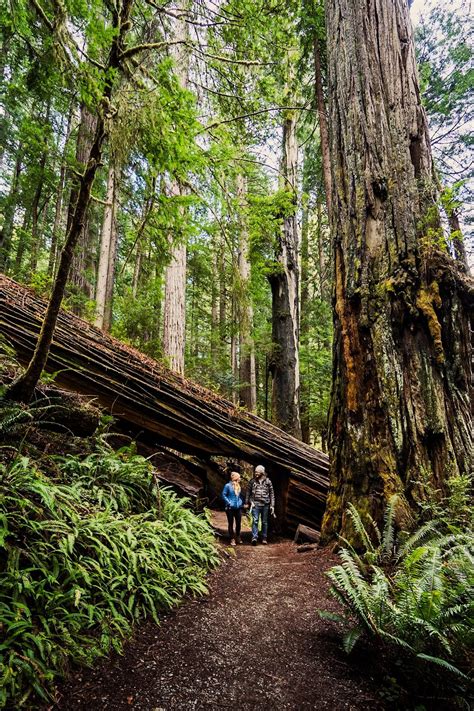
321, 0, 473, 541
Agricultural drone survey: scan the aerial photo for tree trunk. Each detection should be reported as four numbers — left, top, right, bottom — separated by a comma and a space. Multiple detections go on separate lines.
0, 30, 12, 174
321, 0, 473, 543
103, 207, 118, 331
210, 238, 219, 371
163, 181, 187, 374
49, 109, 74, 277
268, 110, 302, 438
237, 174, 257, 412
300, 197, 310, 443
219, 233, 227, 363
313, 34, 332, 216
95, 161, 118, 330
7, 0, 135, 403
162, 11, 189, 375
0, 146, 22, 272
13, 211, 31, 276
230, 288, 239, 406
67, 104, 97, 308
28, 151, 48, 276
315, 200, 326, 299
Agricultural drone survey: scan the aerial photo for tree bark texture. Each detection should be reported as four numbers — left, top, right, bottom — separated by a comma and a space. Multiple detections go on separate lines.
49, 109, 74, 277
68, 104, 97, 306
269, 111, 302, 439
95, 162, 118, 330
162, 10, 189, 375
163, 180, 187, 375
237, 174, 257, 412
300, 199, 310, 444
321, 0, 473, 542
313, 34, 332, 216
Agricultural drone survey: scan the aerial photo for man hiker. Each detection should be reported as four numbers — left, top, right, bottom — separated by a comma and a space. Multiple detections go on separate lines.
246, 464, 275, 545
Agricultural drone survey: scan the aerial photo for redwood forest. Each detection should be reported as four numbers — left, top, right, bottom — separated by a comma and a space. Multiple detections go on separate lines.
0, 0, 472, 708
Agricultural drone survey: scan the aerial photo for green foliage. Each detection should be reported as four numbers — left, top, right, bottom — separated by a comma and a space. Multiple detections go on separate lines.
415, 1, 473, 227
0, 441, 218, 708
321, 498, 473, 696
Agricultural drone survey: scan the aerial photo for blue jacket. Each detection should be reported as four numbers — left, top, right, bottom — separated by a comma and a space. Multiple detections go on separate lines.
222, 482, 244, 509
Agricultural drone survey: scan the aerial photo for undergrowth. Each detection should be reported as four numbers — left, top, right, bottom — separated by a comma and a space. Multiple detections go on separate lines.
0, 402, 219, 708
321, 487, 473, 706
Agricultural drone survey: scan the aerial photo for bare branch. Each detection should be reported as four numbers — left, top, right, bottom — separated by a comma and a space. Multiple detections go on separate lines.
198, 106, 309, 134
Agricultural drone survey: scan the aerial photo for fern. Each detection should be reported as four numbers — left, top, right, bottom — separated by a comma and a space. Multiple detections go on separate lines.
321, 498, 473, 692
0, 446, 219, 708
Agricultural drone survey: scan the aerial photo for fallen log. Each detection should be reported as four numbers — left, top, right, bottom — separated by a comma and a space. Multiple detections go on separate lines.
0, 275, 329, 529
293, 523, 321, 544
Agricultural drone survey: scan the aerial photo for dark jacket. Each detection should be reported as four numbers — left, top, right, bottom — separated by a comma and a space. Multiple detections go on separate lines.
246, 476, 275, 508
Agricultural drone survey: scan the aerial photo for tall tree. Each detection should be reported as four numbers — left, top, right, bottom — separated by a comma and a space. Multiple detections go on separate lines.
321, 0, 473, 542
67, 105, 97, 308
236, 173, 257, 412
162, 9, 189, 375
268, 101, 302, 438
95, 160, 119, 330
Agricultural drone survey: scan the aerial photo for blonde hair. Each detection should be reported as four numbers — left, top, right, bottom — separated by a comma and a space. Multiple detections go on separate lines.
230, 471, 241, 496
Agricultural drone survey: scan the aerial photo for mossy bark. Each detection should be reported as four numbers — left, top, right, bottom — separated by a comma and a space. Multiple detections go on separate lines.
321, 0, 473, 543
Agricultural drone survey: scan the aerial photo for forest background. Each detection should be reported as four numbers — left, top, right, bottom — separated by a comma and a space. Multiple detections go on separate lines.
0, 0, 472, 447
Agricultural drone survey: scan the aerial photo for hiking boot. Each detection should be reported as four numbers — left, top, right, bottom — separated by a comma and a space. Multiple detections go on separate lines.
230, 539, 236, 546
235, 537, 242, 544
262, 539, 268, 545
251, 538, 257, 546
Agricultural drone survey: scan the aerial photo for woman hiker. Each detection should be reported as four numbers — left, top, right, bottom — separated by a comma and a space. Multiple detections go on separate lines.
246, 464, 275, 545
222, 471, 244, 546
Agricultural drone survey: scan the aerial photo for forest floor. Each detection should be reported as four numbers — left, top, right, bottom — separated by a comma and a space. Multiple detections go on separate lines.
52, 512, 385, 711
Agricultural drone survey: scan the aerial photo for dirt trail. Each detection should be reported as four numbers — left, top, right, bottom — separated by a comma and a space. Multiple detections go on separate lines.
55, 514, 383, 710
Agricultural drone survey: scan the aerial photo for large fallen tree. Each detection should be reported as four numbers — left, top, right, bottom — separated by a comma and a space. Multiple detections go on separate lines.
0, 275, 329, 529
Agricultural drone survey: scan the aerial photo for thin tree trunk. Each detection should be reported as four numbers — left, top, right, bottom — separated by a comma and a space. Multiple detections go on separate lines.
28, 102, 51, 276
300, 197, 310, 443
0, 30, 12, 174
316, 200, 325, 299
28, 155, 47, 276
211, 241, 219, 369
67, 104, 97, 308
132, 248, 142, 299
237, 174, 257, 412
163, 182, 187, 374
0, 147, 22, 272
7, 0, 135, 403
13, 211, 31, 276
49, 109, 74, 277
268, 108, 302, 438
219, 233, 227, 359
321, 0, 473, 543
313, 34, 332, 216
95, 162, 118, 330
162, 10, 189, 375
230, 288, 239, 406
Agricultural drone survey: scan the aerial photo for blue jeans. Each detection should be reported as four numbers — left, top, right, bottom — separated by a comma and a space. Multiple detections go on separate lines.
252, 504, 269, 540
